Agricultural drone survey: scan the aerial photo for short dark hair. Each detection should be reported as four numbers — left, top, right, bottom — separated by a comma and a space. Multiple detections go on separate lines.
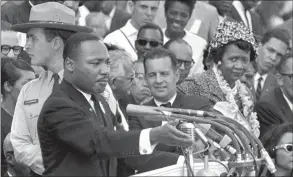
164, 38, 192, 53
63, 32, 100, 60
209, 40, 257, 64
164, 0, 196, 16
43, 28, 75, 45
137, 23, 164, 42
1, 57, 35, 97
143, 48, 178, 73
261, 28, 291, 47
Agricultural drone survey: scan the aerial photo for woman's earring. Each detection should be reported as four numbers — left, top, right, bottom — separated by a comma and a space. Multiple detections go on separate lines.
217, 61, 222, 66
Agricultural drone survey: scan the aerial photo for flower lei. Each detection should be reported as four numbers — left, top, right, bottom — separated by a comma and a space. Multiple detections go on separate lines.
212, 66, 260, 138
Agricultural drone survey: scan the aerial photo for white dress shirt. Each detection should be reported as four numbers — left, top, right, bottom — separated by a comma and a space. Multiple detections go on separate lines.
254, 73, 268, 91
10, 70, 63, 175
104, 20, 138, 61
76, 88, 155, 155
163, 29, 207, 76
105, 6, 116, 30
154, 93, 177, 126
233, 1, 253, 31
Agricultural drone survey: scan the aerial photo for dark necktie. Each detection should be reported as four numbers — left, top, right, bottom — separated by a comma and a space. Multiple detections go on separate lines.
161, 102, 171, 108
52, 73, 60, 92
91, 95, 107, 126
255, 76, 263, 101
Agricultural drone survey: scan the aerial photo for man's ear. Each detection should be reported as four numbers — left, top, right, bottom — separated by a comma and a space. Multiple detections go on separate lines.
51, 37, 63, 50
126, 0, 134, 14
64, 58, 75, 72
4, 81, 12, 93
175, 68, 180, 83
5, 152, 14, 166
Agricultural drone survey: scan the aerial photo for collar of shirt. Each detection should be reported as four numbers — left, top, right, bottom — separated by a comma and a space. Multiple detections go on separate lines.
75, 87, 92, 105
283, 92, 293, 112
109, 5, 116, 18
233, 0, 251, 27
28, 0, 34, 7
218, 15, 226, 24
154, 93, 177, 107
254, 72, 268, 90
121, 19, 138, 37
7, 171, 12, 177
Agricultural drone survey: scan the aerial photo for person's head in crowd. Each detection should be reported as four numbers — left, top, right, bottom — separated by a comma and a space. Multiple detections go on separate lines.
130, 60, 151, 104
144, 48, 179, 102
256, 28, 291, 75
101, 0, 116, 15
63, 33, 110, 94
240, 61, 257, 89
209, 0, 233, 17
10, 2, 92, 72
208, 22, 257, 88
1, 57, 35, 112
3, 133, 31, 176
63, 0, 80, 13
164, 39, 193, 84
276, 52, 293, 103
260, 123, 293, 177
1, 21, 23, 59
164, 0, 196, 39
106, 45, 135, 100
85, 12, 108, 39
129, 0, 160, 29
135, 23, 163, 59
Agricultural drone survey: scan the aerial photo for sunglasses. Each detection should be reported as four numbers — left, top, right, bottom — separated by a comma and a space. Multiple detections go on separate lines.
177, 59, 194, 68
275, 144, 293, 152
136, 39, 162, 48
1, 45, 23, 55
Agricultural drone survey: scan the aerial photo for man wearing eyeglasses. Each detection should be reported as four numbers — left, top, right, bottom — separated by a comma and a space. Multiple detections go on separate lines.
255, 54, 293, 138
164, 39, 194, 84
135, 23, 164, 61
1, 29, 23, 59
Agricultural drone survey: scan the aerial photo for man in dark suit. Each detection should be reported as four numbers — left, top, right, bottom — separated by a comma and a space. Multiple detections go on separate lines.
255, 54, 293, 138
252, 28, 291, 102
126, 48, 212, 172
37, 32, 193, 176
226, 0, 263, 41
101, 0, 131, 34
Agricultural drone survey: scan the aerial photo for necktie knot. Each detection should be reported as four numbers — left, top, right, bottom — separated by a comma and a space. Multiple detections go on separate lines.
52, 73, 60, 83
161, 102, 171, 108
258, 76, 263, 82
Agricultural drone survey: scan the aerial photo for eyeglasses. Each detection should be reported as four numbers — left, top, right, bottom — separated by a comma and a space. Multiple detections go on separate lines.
1, 45, 23, 55
114, 75, 135, 84
136, 39, 162, 48
275, 144, 293, 152
176, 59, 194, 68
280, 73, 293, 82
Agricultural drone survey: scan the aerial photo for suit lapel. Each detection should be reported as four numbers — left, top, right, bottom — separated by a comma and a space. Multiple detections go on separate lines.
262, 74, 278, 97
145, 99, 162, 127
275, 88, 293, 122
229, 6, 243, 23
172, 93, 183, 108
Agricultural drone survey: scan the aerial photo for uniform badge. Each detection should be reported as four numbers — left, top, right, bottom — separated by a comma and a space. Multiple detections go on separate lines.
24, 99, 38, 105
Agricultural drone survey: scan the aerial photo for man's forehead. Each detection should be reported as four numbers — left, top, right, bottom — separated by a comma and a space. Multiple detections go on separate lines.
137, 0, 159, 6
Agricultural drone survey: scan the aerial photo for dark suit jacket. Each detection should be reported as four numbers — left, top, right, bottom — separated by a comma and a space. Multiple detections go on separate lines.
1, 1, 31, 25
255, 87, 293, 138
227, 5, 264, 41
37, 80, 142, 176
251, 74, 279, 102
108, 8, 131, 34
125, 93, 212, 172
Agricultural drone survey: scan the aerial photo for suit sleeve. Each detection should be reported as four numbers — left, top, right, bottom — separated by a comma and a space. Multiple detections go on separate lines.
254, 101, 282, 137
39, 97, 142, 160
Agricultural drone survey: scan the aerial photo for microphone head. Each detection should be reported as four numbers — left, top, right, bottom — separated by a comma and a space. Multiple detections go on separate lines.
178, 122, 196, 141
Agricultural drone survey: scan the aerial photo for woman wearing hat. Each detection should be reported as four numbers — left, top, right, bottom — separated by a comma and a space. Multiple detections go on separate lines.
259, 123, 293, 177
178, 21, 260, 137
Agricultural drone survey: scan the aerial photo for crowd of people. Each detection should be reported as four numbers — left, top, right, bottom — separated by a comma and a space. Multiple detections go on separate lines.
1, 0, 292, 177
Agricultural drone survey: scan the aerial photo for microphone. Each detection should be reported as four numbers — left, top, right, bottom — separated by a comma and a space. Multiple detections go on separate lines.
260, 149, 276, 174
197, 124, 237, 155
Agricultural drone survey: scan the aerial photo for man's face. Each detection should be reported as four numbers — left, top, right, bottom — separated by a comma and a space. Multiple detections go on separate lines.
278, 58, 293, 102
1, 31, 21, 59
25, 28, 54, 66
87, 17, 108, 38
135, 28, 163, 56
209, 0, 233, 16
70, 40, 110, 94
130, 62, 151, 104
167, 42, 193, 83
111, 63, 135, 99
145, 57, 179, 102
132, 1, 159, 28
257, 37, 288, 74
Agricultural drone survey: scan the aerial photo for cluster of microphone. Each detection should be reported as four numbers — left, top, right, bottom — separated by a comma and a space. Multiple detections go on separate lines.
126, 104, 276, 177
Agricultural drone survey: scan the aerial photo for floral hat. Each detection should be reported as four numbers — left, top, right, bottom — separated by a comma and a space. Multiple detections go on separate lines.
208, 21, 258, 56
